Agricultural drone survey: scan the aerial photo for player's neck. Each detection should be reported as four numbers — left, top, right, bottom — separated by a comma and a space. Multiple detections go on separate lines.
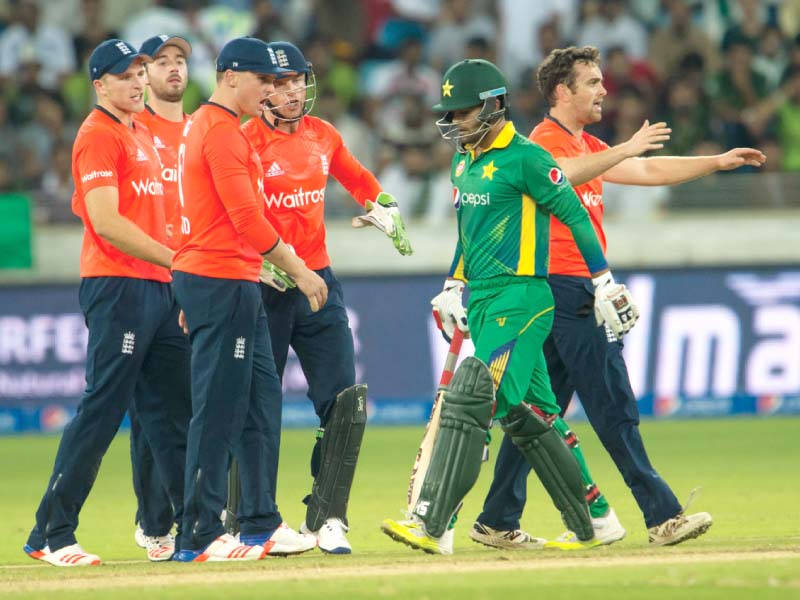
146, 96, 184, 122
208, 88, 241, 118
97, 99, 134, 128
549, 106, 585, 137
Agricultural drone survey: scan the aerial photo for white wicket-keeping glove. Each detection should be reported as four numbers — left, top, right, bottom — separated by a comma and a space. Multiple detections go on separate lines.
351, 192, 413, 256
592, 272, 639, 338
259, 258, 296, 292
431, 278, 469, 342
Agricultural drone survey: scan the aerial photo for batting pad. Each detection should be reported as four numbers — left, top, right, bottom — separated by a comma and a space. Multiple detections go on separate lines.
500, 403, 593, 540
305, 384, 367, 531
414, 357, 494, 538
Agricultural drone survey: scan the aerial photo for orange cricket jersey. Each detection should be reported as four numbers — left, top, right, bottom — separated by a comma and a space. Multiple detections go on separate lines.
172, 102, 280, 281
241, 114, 382, 270
135, 105, 189, 251
530, 116, 609, 277
71, 106, 170, 282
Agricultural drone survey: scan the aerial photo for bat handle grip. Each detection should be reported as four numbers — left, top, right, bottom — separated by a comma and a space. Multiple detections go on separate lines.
439, 328, 465, 387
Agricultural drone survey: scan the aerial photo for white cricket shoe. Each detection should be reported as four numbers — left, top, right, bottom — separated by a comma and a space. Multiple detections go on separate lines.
468, 522, 547, 550
649, 512, 712, 546
143, 533, 176, 562
38, 543, 101, 567
301, 518, 352, 554
240, 522, 317, 556
173, 533, 266, 562
381, 516, 454, 555
546, 508, 626, 549
134, 524, 147, 548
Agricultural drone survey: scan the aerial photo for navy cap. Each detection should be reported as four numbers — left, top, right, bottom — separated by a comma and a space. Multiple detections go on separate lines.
216, 37, 289, 75
268, 41, 311, 74
89, 39, 148, 80
139, 35, 192, 59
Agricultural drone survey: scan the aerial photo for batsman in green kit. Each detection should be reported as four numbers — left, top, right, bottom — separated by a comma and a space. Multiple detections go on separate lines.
382, 59, 640, 554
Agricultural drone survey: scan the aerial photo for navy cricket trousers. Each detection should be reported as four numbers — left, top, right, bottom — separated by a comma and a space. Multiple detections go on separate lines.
27, 277, 190, 552
477, 275, 682, 530
128, 309, 191, 537
260, 267, 355, 485
173, 272, 283, 551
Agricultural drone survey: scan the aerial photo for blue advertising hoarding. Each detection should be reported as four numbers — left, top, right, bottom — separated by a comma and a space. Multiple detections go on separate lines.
0, 267, 798, 433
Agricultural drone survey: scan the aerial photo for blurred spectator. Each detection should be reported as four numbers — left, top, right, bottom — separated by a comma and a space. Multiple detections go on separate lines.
648, 0, 720, 79
427, 0, 495, 72
576, 0, 648, 61
0, 157, 14, 192
17, 94, 74, 171
657, 75, 713, 156
778, 0, 800, 39
753, 25, 788, 91
5, 46, 50, 124
305, 35, 361, 111
463, 35, 496, 64
741, 66, 800, 171
709, 32, 769, 147
379, 141, 453, 224
365, 35, 440, 123
721, 0, 770, 54
0, 101, 16, 163
35, 140, 74, 223
496, 0, 578, 87
307, 0, 368, 55
0, 0, 76, 91
72, 0, 118, 61
602, 46, 660, 115
508, 67, 547, 136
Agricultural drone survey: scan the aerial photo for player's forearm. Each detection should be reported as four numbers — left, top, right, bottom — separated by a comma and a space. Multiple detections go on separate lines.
635, 155, 721, 185
557, 144, 630, 186
94, 214, 174, 268
568, 218, 608, 275
263, 240, 308, 278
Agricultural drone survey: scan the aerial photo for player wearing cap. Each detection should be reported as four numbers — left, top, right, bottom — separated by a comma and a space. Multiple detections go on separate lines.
23, 39, 190, 567
127, 34, 194, 562
237, 41, 411, 554
170, 37, 326, 562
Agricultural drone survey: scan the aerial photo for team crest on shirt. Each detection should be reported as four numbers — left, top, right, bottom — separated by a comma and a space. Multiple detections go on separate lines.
320, 154, 329, 176
548, 167, 564, 185
452, 186, 460, 209
455, 159, 466, 177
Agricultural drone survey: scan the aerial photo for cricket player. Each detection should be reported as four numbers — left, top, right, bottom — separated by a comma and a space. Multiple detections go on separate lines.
171, 37, 325, 562
128, 34, 193, 562
475, 46, 764, 548
23, 39, 190, 566
382, 58, 639, 554
239, 41, 411, 554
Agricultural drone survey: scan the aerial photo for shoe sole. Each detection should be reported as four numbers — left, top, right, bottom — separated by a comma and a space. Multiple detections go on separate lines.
380, 522, 442, 555
468, 532, 546, 550
650, 520, 713, 547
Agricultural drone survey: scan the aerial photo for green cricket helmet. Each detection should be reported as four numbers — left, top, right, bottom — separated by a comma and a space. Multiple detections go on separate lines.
433, 59, 509, 153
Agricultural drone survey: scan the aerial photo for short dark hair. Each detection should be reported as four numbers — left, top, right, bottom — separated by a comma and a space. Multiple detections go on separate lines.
537, 46, 601, 106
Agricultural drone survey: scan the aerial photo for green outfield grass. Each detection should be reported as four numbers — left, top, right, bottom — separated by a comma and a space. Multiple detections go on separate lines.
1, 417, 798, 598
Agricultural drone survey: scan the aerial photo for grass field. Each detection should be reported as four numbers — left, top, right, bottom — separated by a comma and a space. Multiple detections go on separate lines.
1, 417, 799, 598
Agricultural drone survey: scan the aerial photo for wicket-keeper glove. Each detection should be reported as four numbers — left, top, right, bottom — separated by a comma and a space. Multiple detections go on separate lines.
351, 192, 413, 256
592, 271, 639, 338
431, 278, 469, 342
259, 258, 297, 292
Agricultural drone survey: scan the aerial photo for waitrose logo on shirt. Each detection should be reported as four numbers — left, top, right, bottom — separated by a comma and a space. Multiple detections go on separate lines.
265, 187, 326, 209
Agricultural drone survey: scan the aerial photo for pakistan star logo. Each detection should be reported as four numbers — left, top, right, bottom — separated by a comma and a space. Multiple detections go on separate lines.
442, 79, 454, 97
482, 160, 498, 180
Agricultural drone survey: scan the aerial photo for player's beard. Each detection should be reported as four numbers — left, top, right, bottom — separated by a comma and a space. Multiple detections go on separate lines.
150, 80, 186, 103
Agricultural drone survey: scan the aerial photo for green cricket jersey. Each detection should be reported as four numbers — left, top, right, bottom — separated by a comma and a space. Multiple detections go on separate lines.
448, 122, 607, 282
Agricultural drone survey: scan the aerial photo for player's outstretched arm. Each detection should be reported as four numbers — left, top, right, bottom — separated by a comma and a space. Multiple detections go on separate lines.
604, 147, 766, 186
557, 120, 671, 186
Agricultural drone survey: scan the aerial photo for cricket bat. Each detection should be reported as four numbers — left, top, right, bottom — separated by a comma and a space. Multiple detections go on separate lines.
407, 327, 465, 513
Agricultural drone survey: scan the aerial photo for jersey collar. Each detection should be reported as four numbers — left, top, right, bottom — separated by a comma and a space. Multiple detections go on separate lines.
468, 121, 515, 159
544, 113, 575, 137
94, 104, 123, 125
201, 101, 238, 119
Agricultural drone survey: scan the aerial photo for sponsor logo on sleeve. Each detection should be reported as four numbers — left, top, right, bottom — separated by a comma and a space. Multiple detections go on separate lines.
455, 159, 465, 177
80, 170, 114, 183
548, 167, 564, 185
